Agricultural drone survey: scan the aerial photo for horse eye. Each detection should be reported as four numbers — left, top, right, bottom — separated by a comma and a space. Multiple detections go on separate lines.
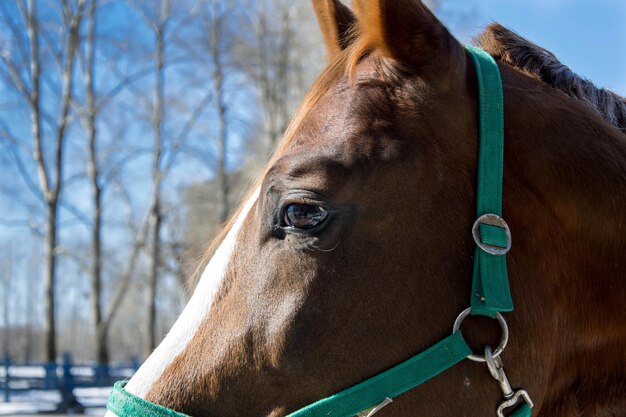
283, 204, 328, 230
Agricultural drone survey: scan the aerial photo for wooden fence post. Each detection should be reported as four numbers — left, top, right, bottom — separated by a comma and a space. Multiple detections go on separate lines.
61, 353, 74, 391
56, 353, 84, 412
95, 361, 109, 385
44, 361, 57, 390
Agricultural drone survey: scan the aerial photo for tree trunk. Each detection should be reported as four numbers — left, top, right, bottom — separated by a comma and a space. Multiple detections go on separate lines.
147, 196, 161, 355
91, 188, 106, 364
146, 0, 169, 356
83, 0, 108, 366
24, 263, 35, 362
43, 201, 58, 362
33, 0, 84, 363
210, 3, 230, 223
25, 0, 58, 362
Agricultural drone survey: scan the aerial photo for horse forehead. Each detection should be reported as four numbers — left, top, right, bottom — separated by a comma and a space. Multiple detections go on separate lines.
279, 87, 409, 178
307, 60, 399, 131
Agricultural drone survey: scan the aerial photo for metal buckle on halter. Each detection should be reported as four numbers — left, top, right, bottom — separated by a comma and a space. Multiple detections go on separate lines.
472, 213, 512, 256
485, 346, 534, 417
356, 397, 393, 417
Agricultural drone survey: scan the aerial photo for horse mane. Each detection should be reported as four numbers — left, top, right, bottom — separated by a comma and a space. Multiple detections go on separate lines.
476, 23, 626, 135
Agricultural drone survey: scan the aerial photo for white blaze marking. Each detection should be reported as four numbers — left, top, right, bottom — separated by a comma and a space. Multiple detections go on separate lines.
105, 189, 259, 417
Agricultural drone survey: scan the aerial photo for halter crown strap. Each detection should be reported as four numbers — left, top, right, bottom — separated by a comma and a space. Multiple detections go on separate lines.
466, 45, 514, 317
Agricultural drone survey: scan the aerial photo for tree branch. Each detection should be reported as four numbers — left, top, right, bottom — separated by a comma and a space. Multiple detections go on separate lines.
26, 0, 51, 198
162, 89, 214, 177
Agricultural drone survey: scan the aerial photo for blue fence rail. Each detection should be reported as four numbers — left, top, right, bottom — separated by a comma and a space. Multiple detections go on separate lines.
1, 353, 139, 403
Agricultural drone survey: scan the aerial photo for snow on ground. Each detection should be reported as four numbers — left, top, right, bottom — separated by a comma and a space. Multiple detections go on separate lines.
0, 387, 110, 416
0, 367, 46, 379
1, 366, 135, 380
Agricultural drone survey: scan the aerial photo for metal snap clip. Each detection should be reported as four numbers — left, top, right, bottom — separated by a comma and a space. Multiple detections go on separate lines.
484, 346, 534, 417
452, 308, 509, 362
472, 213, 512, 256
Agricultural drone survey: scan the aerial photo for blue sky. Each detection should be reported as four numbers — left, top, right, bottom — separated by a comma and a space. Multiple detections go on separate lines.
452, 0, 626, 94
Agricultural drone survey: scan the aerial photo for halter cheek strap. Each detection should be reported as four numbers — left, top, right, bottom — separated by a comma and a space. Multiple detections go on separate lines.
107, 46, 531, 417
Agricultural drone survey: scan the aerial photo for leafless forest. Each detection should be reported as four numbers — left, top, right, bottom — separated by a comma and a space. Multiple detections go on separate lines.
0, 0, 451, 366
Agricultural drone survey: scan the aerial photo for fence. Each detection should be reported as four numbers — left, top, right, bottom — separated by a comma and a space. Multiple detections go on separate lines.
1, 353, 139, 403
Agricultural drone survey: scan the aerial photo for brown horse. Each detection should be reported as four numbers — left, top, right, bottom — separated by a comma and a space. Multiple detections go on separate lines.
107, 1, 626, 416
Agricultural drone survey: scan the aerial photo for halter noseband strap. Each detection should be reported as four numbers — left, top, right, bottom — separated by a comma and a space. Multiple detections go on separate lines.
108, 381, 190, 417
107, 46, 531, 417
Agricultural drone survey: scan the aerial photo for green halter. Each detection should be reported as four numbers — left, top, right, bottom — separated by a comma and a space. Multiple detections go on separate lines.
107, 45, 532, 417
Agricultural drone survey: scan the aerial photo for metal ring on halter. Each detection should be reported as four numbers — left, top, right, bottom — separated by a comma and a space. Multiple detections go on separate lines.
452, 308, 509, 362
472, 213, 512, 256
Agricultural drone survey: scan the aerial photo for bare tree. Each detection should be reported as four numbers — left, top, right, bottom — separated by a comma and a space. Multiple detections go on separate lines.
77, 0, 110, 366
74, 0, 188, 364
125, 0, 172, 355
205, 1, 230, 223
43, 0, 85, 364
147, 0, 169, 355
235, 1, 323, 156
0, 0, 86, 362
130, 0, 224, 354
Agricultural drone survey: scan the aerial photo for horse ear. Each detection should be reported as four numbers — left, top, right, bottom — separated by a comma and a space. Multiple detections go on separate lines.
312, 0, 357, 60
352, 0, 463, 82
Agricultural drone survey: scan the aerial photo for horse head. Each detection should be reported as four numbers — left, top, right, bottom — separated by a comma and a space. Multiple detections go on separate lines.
107, 1, 626, 416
